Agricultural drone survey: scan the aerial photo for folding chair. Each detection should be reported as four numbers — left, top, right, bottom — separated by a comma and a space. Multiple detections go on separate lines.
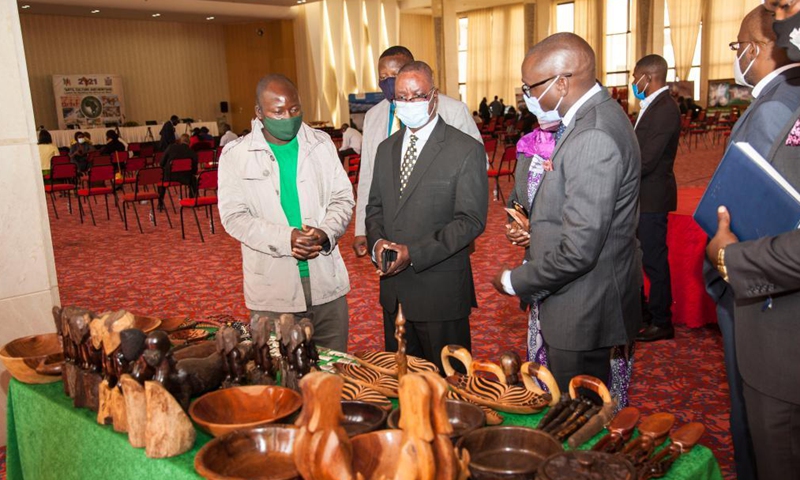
180, 169, 218, 243
121, 167, 172, 233
345, 154, 361, 187
115, 156, 146, 191
44, 161, 78, 219
77, 164, 122, 225
484, 138, 498, 167
487, 145, 517, 203
43, 155, 70, 181
197, 150, 215, 171
161, 158, 194, 214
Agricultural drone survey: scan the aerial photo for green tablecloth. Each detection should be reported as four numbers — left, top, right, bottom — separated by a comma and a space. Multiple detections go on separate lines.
7, 379, 722, 480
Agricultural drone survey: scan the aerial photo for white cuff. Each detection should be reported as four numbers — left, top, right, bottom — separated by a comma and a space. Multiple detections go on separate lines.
501, 270, 516, 295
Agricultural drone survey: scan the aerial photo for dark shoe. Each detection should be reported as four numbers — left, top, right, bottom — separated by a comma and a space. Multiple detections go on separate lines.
636, 324, 675, 342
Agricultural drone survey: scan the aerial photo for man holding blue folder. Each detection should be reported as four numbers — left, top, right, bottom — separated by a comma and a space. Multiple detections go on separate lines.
704, 3, 800, 478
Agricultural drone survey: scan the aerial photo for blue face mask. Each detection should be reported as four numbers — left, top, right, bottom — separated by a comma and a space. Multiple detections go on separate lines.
523, 76, 564, 124
379, 77, 396, 101
632, 75, 649, 100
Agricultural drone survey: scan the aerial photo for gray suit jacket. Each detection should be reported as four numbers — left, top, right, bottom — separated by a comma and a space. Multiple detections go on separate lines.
509, 89, 642, 350
365, 117, 488, 322
727, 102, 800, 404
355, 95, 482, 236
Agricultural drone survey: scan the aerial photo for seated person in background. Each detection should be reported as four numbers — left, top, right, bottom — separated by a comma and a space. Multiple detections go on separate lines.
101, 129, 126, 156
240, 128, 251, 136
199, 126, 214, 141
338, 123, 362, 163
191, 127, 214, 151
472, 111, 483, 125
219, 123, 238, 147
68, 131, 90, 172
38, 129, 59, 176
189, 128, 202, 147
158, 134, 198, 209
504, 105, 517, 121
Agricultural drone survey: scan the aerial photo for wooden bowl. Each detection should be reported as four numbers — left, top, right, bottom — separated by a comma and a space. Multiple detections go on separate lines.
195, 425, 300, 480
173, 341, 216, 361
387, 399, 485, 442
341, 401, 389, 437
351, 430, 407, 479
190, 386, 302, 437
132, 315, 162, 333
0, 333, 63, 384
456, 426, 564, 479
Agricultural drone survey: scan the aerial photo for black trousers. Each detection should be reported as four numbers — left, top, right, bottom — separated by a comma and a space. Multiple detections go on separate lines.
743, 381, 800, 480
546, 345, 611, 400
338, 148, 357, 163
638, 212, 673, 328
382, 307, 471, 375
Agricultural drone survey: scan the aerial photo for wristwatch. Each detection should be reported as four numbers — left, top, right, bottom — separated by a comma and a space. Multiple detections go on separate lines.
717, 247, 729, 283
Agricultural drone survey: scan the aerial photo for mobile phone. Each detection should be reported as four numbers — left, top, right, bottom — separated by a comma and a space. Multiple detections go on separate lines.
381, 248, 397, 273
512, 200, 529, 218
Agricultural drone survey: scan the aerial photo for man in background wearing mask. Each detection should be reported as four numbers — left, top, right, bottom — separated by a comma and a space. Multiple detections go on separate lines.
352, 46, 481, 257
491, 33, 641, 393
703, 8, 800, 479
218, 74, 354, 352
630, 55, 681, 344
703, 2, 800, 478
366, 61, 487, 372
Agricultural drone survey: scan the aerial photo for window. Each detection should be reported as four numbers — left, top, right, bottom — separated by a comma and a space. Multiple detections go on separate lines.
458, 17, 468, 103
556, 2, 575, 33
664, 2, 702, 100
604, 0, 631, 87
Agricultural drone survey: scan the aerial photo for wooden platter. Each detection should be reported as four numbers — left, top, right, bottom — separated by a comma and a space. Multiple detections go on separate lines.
353, 350, 439, 377
340, 381, 392, 410
333, 362, 399, 398
446, 372, 551, 414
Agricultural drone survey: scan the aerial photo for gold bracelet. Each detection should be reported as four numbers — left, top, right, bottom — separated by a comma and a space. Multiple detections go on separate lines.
717, 247, 729, 283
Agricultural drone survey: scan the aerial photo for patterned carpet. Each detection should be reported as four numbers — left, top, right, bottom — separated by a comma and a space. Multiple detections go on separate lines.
17, 140, 735, 478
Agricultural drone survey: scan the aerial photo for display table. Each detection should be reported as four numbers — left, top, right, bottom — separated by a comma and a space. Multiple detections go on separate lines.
48, 122, 219, 148
7, 379, 722, 480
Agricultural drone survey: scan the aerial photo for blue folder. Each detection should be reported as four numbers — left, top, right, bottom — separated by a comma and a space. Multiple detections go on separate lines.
693, 142, 800, 241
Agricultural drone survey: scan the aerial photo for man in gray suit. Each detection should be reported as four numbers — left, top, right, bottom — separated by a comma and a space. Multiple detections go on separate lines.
702, 7, 800, 478
492, 33, 642, 392
366, 61, 488, 372
352, 46, 482, 257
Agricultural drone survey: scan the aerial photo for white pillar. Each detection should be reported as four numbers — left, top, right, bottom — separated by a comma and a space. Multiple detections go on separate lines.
0, 0, 61, 445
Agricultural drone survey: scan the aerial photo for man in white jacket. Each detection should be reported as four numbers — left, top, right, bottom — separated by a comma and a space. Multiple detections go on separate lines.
352, 46, 483, 256
218, 74, 354, 352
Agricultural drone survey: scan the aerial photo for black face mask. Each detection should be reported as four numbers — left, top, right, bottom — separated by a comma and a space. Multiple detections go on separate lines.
774, 14, 800, 62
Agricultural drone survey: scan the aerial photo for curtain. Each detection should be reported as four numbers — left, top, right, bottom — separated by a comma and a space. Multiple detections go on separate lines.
704, 0, 762, 81
399, 13, 436, 77
466, 5, 525, 112
666, 0, 702, 80
575, 0, 604, 78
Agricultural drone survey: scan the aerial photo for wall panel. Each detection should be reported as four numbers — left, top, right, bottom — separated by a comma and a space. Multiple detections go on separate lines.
20, 14, 230, 130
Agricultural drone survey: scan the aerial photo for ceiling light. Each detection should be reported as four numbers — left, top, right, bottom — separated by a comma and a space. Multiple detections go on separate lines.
206, 16, 215, 20
297, 0, 306, 3
21, 4, 31, 8
152, 13, 161, 17
91, 9, 100, 14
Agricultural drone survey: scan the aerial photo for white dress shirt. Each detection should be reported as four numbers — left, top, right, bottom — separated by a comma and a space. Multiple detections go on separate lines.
634, 86, 669, 130
220, 130, 238, 147
500, 83, 603, 296
752, 63, 800, 98
340, 127, 363, 154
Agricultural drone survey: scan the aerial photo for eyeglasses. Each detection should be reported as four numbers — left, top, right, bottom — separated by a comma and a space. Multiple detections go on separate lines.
395, 88, 437, 103
729, 40, 771, 51
521, 73, 573, 98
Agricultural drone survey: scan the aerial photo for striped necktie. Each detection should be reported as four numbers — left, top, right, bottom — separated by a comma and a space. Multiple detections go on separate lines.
399, 134, 419, 196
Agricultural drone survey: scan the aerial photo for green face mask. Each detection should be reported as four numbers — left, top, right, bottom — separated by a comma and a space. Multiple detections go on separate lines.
262, 114, 303, 141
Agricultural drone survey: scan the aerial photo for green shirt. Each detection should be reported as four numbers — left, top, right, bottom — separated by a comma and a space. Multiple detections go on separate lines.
269, 137, 309, 278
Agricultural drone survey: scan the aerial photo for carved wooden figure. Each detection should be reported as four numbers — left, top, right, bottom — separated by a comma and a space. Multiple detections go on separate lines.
53, 306, 92, 397
638, 422, 705, 479
620, 413, 676, 468
293, 372, 355, 480
395, 305, 408, 379
144, 381, 195, 458
591, 407, 640, 454
499, 352, 522, 386
95, 310, 135, 426
298, 317, 320, 366
216, 326, 247, 388
249, 314, 276, 385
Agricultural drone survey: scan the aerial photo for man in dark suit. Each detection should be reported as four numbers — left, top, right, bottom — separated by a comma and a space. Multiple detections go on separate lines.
366, 61, 488, 372
702, 7, 800, 479
632, 55, 681, 343
158, 134, 198, 208
159, 115, 179, 151
491, 33, 641, 393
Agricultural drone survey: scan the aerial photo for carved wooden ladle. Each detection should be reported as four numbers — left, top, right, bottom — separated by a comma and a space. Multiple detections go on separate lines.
563, 375, 617, 447
591, 406, 641, 453
637, 422, 705, 480
621, 413, 676, 467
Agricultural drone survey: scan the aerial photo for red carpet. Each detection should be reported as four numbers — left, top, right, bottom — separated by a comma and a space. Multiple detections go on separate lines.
31, 142, 734, 478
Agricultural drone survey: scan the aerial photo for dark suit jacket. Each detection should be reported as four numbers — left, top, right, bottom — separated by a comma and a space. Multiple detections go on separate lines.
159, 121, 176, 151
161, 143, 198, 180
508, 89, 642, 351
704, 67, 800, 302
365, 116, 488, 322
726, 103, 800, 404
635, 91, 681, 213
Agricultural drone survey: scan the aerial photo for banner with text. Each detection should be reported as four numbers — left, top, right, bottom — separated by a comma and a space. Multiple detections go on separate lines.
52, 74, 126, 130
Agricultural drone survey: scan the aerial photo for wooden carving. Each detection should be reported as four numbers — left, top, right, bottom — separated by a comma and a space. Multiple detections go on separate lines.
120, 374, 147, 448
293, 372, 355, 480
638, 422, 705, 479
566, 375, 616, 448
620, 413, 676, 468
249, 314, 276, 385
216, 326, 249, 388
499, 352, 521, 386
95, 311, 135, 425
299, 317, 320, 367
144, 381, 195, 458
592, 407, 640, 453
395, 305, 408, 379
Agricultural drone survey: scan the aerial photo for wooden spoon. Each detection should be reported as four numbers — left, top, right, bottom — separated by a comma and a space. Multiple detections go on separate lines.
621, 413, 675, 467
638, 422, 705, 480
592, 406, 641, 453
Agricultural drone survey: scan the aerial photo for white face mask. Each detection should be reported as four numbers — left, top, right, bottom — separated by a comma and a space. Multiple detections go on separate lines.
395, 94, 435, 129
734, 43, 757, 88
77, 138, 86, 144
524, 76, 564, 124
